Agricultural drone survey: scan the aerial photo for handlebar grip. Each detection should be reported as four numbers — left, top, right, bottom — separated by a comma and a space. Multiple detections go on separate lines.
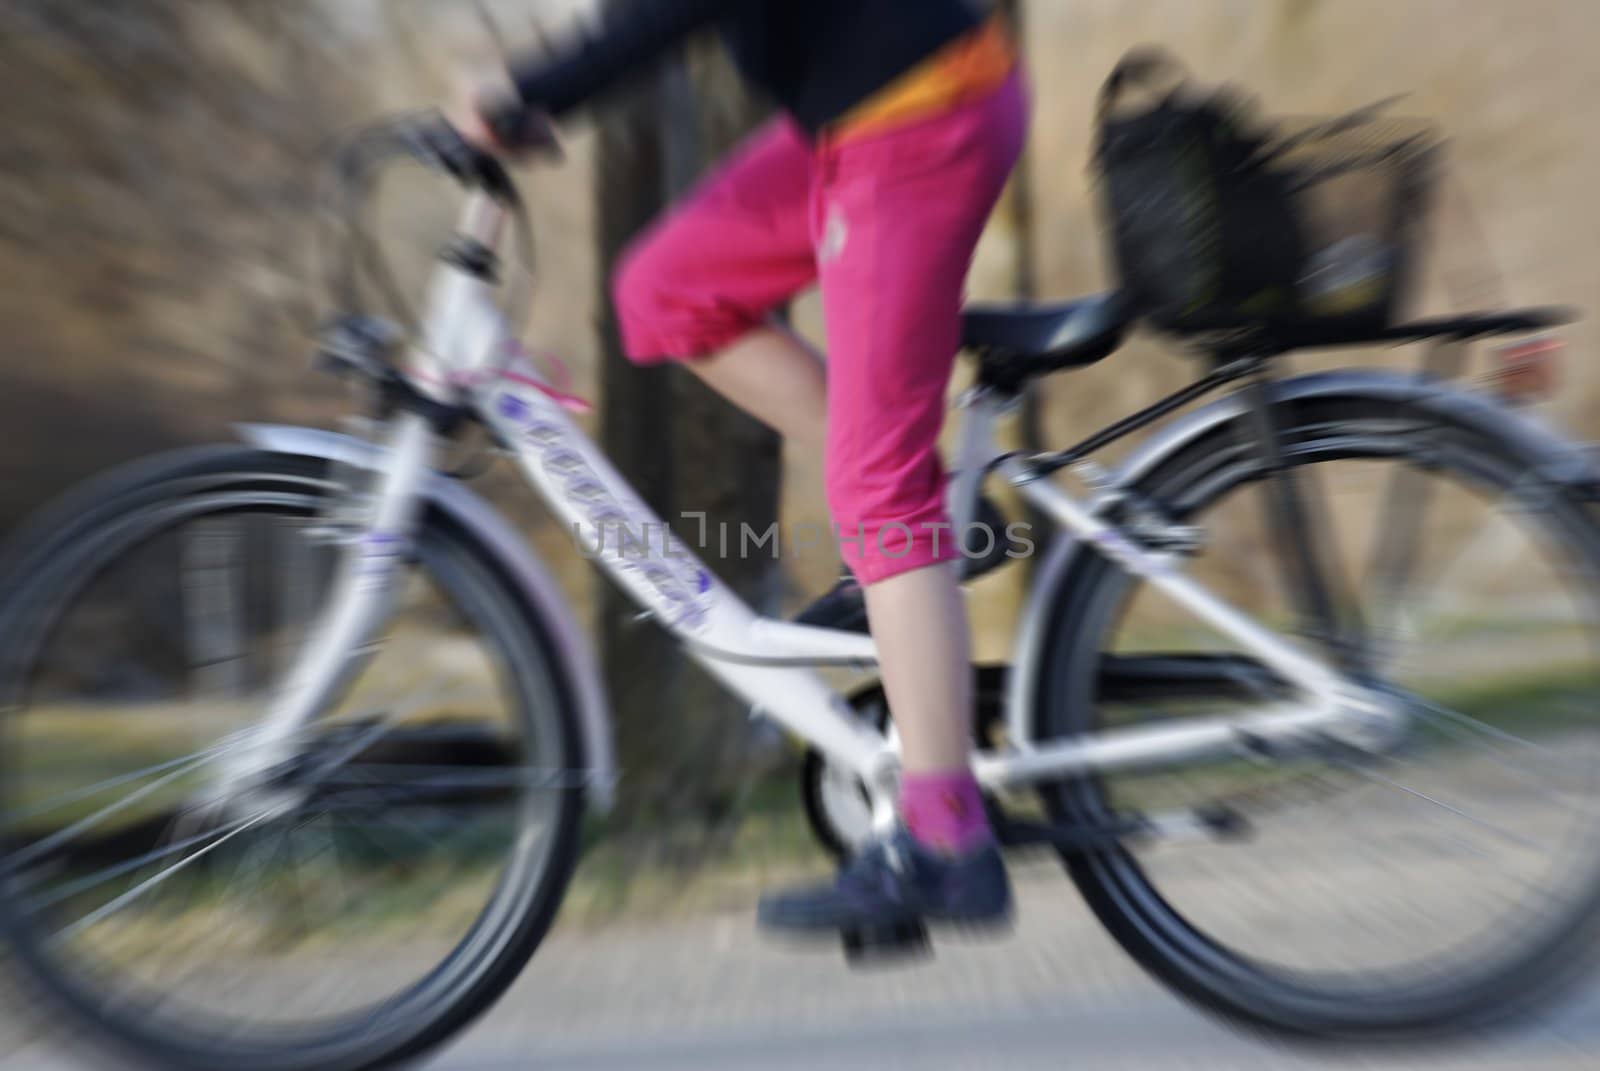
482, 96, 563, 157
403, 115, 522, 202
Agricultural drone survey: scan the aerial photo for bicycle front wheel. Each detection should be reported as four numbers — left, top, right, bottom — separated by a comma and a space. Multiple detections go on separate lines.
0, 448, 586, 1071
1035, 391, 1600, 1039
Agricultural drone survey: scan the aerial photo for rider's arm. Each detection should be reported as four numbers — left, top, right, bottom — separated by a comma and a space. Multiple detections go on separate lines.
508, 0, 739, 117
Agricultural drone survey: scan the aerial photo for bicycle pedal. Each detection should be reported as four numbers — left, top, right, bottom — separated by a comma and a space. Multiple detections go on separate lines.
1145, 805, 1252, 842
841, 918, 931, 967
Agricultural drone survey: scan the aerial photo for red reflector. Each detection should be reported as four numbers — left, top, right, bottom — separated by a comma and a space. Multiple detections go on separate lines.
1487, 336, 1563, 403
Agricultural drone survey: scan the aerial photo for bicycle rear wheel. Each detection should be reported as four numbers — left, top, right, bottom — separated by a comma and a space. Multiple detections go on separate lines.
1035, 392, 1600, 1039
0, 448, 586, 1071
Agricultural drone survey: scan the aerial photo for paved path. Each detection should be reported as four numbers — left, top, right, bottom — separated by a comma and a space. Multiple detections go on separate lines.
8, 854, 1600, 1070
431, 853, 1600, 1071
446, 994, 1600, 1071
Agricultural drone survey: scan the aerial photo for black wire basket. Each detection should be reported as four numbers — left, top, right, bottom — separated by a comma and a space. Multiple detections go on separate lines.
1095, 54, 1442, 337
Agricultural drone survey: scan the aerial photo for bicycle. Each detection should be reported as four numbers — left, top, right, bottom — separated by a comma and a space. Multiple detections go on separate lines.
0, 110, 1595, 1071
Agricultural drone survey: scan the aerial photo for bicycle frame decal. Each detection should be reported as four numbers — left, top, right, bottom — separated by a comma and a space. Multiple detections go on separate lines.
492, 386, 716, 633
357, 531, 410, 587
478, 368, 898, 798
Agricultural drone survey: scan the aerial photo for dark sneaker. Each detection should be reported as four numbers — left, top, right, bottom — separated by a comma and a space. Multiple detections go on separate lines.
757, 829, 1012, 936
792, 498, 1021, 635
793, 570, 868, 633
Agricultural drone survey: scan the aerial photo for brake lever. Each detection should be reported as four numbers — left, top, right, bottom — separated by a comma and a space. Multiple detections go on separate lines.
400, 114, 523, 203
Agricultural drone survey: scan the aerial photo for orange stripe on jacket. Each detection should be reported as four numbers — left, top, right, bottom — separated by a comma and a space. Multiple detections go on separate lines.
829, 15, 1019, 144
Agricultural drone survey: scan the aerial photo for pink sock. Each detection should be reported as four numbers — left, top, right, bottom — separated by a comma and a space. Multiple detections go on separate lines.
900, 771, 992, 854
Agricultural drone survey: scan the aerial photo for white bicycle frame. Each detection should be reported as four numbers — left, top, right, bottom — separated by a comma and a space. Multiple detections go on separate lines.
231, 193, 1390, 825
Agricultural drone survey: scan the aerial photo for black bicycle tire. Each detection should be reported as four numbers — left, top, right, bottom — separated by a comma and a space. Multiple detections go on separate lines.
1032, 392, 1600, 1041
0, 448, 587, 1071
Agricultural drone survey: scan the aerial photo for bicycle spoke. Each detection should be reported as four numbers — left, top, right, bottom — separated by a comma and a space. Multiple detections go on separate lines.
224, 812, 313, 941
51, 810, 278, 947
284, 808, 417, 931
303, 779, 455, 851
1378, 522, 1499, 673
181, 518, 250, 699
271, 518, 327, 677
1331, 773, 1496, 864
1406, 718, 1593, 807
1244, 391, 1366, 663
120, 814, 326, 1019
5, 710, 442, 855
314, 764, 581, 792
283, 681, 490, 793
1407, 695, 1573, 762
1364, 458, 1437, 665
343, 802, 452, 852
1324, 756, 1549, 854
22, 811, 264, 912
7, 761, 214, 872
269, 814, 337, 943
5, 735, 244, 827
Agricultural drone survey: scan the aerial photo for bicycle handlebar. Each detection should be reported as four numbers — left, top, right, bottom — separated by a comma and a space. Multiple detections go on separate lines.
319, 112, 549, 338
332, 107, 564, 207
333, 114, 521, 203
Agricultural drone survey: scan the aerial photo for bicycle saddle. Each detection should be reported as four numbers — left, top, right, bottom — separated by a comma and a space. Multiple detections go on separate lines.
962, 292, 1132, 388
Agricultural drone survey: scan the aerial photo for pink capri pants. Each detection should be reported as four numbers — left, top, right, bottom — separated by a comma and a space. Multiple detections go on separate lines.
613, 72, 1028, 585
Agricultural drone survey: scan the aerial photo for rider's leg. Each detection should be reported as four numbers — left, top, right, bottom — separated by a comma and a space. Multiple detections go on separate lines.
678, 325, 827, 453
636, 205, 992, 853
613, 116, 823, 398
863, 565, 972, 772
615, 72, 1028, 931
757, 73, 1029, 934
862, 564, 990, 853
620, 154, 988, 848
611, 118, 828, 451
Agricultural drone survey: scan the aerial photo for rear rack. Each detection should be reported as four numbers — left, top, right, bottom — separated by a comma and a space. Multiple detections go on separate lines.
1291, 306, 1578, 348
1200, 306, 1579, 354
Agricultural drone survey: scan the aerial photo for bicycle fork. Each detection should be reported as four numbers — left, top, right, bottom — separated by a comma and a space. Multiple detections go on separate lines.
210, 412, 436, 807
210, 195, 506, 807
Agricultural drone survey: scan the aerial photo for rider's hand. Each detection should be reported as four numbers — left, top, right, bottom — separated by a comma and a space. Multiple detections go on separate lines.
450, 71, 526, 155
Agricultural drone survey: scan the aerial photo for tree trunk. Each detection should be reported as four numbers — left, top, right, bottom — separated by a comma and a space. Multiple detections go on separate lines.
664, 38, 782, 833
594, 48, 680, 824
594, 20, 777, 829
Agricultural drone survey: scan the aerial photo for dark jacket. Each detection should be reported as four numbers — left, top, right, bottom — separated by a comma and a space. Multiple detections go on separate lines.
512, 0, 985, 133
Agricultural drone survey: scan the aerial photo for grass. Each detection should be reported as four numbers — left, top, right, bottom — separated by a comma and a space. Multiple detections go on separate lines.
10, 735, 833, 955
11, 652, 1600, 952
559, 775, 834, 926
1429, 663, 1600, 732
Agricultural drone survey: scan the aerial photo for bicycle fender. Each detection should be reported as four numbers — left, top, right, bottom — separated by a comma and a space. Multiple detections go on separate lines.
1006, 369, 1600, 750
236, 424, 617, 812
